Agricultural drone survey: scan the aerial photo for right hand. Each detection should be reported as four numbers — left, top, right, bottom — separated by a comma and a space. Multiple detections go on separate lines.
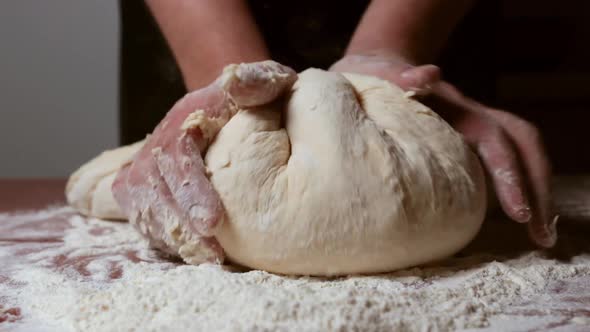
112, 61, 297, 263
331, 51, 556, 248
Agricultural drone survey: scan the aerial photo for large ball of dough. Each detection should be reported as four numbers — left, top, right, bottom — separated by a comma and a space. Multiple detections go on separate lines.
205, 69, 486, 276
66, 69, 486, 276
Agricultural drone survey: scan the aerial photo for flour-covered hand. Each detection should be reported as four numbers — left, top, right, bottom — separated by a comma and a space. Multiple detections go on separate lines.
331, 54, 556, 248
112, 61, 297, 262
424, 82, 556, 248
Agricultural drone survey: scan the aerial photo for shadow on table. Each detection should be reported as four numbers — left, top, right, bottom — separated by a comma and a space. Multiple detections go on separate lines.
459, 212, 590, 262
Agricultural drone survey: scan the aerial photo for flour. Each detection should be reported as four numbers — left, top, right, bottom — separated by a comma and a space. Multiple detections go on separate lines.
1, 206, 590, 332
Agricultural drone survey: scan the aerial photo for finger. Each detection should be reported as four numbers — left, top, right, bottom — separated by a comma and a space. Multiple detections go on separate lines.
528, 214, 558, 248
430, 83, 533, 223
477, 132, 533, 223
152, 135, 224, 237
158, 85, 229, 151
399, 64, 441, 96
120, 155, 174, 253
125, 152, 225, 261
486, 109, 556, 247
140, 161, 224, 262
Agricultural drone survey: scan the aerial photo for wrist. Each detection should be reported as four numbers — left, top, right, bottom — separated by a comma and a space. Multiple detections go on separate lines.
346, 0, 474, 66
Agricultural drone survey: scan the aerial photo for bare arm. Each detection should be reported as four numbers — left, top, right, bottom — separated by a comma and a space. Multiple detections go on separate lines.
346, 0, 474, 64
146, 0, 270, 90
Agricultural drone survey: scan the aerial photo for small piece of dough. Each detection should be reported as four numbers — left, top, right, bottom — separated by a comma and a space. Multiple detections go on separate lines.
66, 140, 144, 220
66, 69, 486, 276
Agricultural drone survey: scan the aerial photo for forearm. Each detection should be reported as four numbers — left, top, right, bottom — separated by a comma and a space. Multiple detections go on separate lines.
346, 0, 473, 64
146, 0, 269, 90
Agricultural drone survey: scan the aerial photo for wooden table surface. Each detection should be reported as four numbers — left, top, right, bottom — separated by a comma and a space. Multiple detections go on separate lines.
1, 177, 589, 330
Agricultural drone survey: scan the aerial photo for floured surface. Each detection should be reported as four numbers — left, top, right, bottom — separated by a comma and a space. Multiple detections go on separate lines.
1, 177, 590, 331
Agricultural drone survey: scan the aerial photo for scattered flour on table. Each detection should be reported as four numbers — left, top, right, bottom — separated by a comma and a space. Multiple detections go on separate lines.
1, 207, 590, 332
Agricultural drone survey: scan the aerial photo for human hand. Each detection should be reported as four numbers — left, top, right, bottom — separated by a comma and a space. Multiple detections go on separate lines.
330, 52, 441, 95
425, 82, 556, 248
331, 53, 556, 248
112, 61, 297, 262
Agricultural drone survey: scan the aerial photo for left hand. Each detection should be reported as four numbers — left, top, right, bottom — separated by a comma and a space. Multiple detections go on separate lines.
331, 52, 557, 248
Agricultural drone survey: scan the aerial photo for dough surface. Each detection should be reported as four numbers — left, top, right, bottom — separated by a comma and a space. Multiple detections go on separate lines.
206, 69, 486, 275
66, 69, 486, 276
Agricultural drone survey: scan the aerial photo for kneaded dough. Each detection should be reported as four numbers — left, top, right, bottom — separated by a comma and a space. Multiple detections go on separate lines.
206, 69, 486, 275
66, 69, 486, 276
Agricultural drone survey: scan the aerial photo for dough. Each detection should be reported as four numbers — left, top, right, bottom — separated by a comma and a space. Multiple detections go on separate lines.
66, 140, 143, 220
66, 69, 486, 276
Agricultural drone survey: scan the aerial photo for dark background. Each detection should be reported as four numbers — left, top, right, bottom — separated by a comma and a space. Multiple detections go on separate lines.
501, 1, 590, 174
444, 1, 590, 174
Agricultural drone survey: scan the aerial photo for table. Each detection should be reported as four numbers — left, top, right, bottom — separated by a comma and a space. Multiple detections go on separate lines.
0, 179, 67, 212
1, 177, 589, 331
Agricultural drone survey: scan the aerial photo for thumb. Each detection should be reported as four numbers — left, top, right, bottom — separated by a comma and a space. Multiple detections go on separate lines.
218, 60, 297, 107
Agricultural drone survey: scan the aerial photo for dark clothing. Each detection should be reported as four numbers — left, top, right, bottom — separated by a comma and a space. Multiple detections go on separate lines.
119, 1, 185, 145
119, 0, 496, 144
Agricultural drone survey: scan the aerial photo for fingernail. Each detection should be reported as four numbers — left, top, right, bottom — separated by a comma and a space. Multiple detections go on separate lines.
540, 233, 557, 248
547, 214, 559, 237
538, 214, 559, 248
516, 207, 532, 223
